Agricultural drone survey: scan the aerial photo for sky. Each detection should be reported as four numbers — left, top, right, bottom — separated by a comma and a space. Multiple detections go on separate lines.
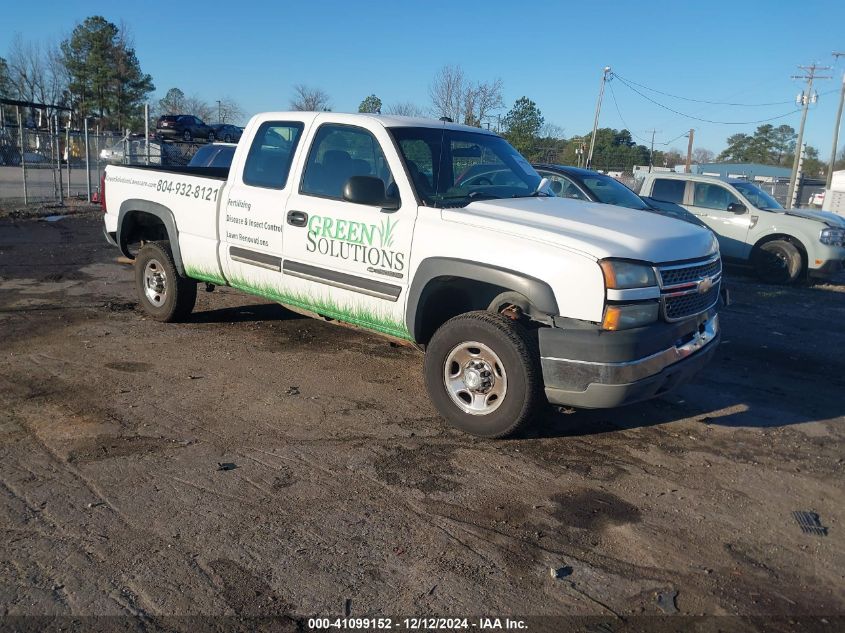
2, 0, 844, 158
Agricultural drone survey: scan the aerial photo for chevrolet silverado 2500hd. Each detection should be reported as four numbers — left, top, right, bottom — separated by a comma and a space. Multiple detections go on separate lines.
103, 112, 723, 437
639, 173, 845, 284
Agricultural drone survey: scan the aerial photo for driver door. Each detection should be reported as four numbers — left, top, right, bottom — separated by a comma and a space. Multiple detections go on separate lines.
281, 121, 418, 339
684, 182, 751, 259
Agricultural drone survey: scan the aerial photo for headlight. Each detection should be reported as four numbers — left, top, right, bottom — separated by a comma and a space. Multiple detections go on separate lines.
602, 302, 659, 330
599, 259, 657, 289
820, 228, 845, 247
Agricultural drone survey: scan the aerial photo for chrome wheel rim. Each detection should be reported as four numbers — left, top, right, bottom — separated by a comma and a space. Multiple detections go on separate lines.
443, 341, 507, 415
143, 259, 167, 307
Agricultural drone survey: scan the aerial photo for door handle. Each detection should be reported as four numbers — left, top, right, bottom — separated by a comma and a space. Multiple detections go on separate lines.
287, 210, 308, 227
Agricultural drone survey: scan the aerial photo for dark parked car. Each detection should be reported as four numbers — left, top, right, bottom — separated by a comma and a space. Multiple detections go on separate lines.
156, 115, 215, 142
210, 124, 242, 143
187, 143, 237, 168
533, 164, 707, 228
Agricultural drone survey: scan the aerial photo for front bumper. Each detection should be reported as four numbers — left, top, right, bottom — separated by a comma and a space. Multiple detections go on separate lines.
808, 258, 844, 278
540, 310, 720, 409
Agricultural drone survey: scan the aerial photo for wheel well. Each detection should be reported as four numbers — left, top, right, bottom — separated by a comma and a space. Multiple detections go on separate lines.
752, 233, 808, 271
120, 211, 170, 254
414, 277, 538, 344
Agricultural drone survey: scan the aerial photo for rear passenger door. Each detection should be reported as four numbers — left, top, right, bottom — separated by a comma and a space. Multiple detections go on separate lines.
219, 118, 308, 291
281, 121, 417, 339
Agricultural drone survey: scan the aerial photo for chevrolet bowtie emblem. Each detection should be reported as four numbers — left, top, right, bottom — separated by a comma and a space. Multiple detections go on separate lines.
697, 276, 714, 294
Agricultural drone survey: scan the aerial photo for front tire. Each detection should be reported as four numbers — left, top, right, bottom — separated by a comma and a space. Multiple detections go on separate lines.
183, 130, 192, 142
753, 239, 803, 284
424, 311, 541, 438
134, 241, 197, 322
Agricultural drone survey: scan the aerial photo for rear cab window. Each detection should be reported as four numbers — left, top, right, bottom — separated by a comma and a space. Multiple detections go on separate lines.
651, 178, 686, 204
242, 122, 304, 189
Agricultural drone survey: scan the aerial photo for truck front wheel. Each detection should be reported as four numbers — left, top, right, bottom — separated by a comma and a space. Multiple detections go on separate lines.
423, 311, 541, 438
753, 239, 803, 284
134, 241, 197, 322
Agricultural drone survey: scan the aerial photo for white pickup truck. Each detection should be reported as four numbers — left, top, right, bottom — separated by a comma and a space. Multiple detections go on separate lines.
103, 112, 723, 437
639, 173, 845, 284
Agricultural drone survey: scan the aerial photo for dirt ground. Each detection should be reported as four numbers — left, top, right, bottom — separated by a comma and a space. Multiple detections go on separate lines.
0, 210, 843, 632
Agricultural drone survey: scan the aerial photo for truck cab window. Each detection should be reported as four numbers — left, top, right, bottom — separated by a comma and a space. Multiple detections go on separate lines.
300, 124, 393, 199
242, 121, 304, 189
651, 179, 685, 204
693, 182, 739, 211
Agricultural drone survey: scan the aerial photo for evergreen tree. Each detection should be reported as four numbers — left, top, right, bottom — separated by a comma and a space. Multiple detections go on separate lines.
60, 16, 154, 130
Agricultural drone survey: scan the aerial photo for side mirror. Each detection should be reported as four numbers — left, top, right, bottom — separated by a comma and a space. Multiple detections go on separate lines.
727, 202, 747, 214
343, 176, 399, 210
550, 181, 563, 195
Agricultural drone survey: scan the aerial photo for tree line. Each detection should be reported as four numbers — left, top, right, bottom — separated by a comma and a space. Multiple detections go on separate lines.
2, 21, 839, 174
0, 16, 242, 133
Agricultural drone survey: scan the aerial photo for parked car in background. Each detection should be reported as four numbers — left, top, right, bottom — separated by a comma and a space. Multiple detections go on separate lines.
156, 115, 215, 142
534, 164, 707, 228
187, 143, 237, 168
210, 124, 242, 143
100, 137, 180, 166
639, 173, 845, 284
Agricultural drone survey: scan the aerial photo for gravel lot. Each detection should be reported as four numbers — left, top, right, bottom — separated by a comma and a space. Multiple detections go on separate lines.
0, 210, 843, 631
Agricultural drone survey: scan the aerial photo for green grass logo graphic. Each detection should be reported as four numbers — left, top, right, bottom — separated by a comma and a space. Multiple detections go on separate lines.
378, 217, 397, 249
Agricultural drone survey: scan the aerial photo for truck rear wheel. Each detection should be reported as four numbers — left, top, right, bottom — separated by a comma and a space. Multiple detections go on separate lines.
754, 239, 802, 284
134, 241, 197, 322
423, 311, 541, 438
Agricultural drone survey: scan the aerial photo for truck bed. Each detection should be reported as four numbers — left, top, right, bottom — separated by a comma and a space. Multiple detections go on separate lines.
121, 164, 229, 180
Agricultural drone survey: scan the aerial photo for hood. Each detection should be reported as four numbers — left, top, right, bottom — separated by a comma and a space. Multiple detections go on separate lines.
784, 209, 845, 227
442, 196, 718, 263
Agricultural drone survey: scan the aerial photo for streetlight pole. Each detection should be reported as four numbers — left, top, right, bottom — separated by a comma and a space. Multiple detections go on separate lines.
826, 53, 845, 190
586, 66, 611, 169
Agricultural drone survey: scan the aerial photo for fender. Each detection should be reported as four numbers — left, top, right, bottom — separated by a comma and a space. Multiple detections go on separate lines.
117, 199, 185, 275
406, 257, 560, 340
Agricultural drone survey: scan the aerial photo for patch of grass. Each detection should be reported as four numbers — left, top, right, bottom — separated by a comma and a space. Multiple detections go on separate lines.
184, 265, 227, 287
227, 274, 412, 340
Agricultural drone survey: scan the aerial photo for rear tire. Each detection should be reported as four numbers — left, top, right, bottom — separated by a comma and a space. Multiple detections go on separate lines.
183, 130, 192, 142
134, 241, 197, 322
753, 240, 802, 285
424, 311, 541, 438
208, 132, 215, 142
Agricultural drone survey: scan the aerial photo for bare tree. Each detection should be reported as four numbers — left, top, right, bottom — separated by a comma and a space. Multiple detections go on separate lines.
290, 84, 331, 111
429, 65, 465, 122
217, 97, 244, 124
7, 35, 68, 125
385, 101, 424, 117
692, 147, 715, 164
429, 65, 503, 127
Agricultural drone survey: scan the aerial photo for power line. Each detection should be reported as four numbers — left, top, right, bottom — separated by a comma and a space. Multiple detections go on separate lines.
607, 81, 688, 147
612, 74, 801, 125
611, 72, 795, 107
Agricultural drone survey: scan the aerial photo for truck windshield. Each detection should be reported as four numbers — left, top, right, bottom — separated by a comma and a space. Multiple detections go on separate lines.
389, 127, 541, 207
579, 173, 650, 210
732, 181, 783, 210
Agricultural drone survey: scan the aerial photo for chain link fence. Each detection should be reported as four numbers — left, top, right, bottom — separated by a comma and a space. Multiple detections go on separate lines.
0, 123, 206, 206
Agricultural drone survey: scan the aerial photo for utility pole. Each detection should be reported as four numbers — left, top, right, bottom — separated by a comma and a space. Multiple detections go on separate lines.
787, 64, 831, 207
216, 100, 222, 124
826, 52, 845, 190
685, 128, 695, 173
646, 129, 660, 173
587, 66, 611, 169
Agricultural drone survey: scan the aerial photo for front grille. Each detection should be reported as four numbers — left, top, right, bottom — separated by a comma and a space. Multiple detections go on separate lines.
659, 257, 721, 287
664, 285, 719, 320
658, 256, 721, 321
